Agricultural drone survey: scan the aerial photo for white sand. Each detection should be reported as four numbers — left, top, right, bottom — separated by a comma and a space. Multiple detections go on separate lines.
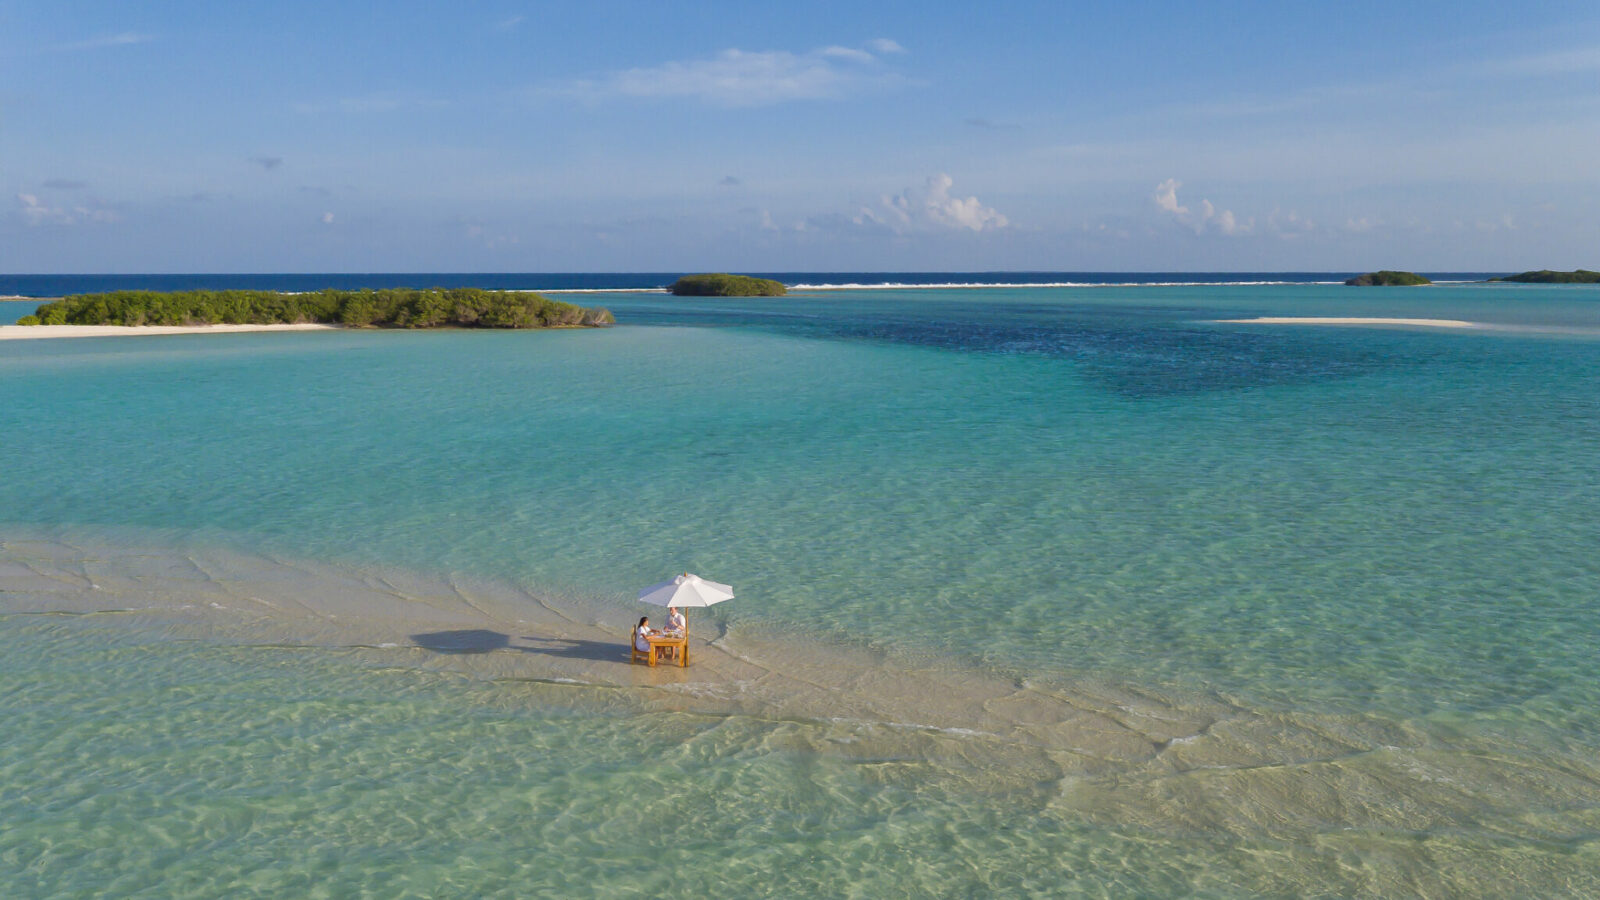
0, 323, 341, 340
1216, 317, 1478, 328
9, 529, 1600, 877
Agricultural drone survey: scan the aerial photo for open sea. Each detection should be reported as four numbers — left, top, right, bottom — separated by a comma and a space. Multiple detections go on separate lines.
3, 274, 1598, 897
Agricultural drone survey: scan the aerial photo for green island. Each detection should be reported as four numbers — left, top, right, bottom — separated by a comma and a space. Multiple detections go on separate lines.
17, 288, 614, 329
667, 273, 787, 296
1344, 271, 1432, 286
1488, 270, 1600, 284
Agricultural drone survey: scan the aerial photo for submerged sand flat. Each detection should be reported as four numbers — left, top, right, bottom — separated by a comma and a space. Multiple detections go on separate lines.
0, 323, 341, 340
3, 530, 1599, 898
1217, 316, 1478, 328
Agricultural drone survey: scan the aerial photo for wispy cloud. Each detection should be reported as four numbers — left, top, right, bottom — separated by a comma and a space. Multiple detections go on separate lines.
465, 224, 519, 249
1489, 45, 1600, 77
1268, 208, 1316, 237
43, 179, 87, 190
818, 45, 875, 63
965, 117, 1020, 130
251, 156, 283, 171
495, 15, 526, 32
553, 41, 913, 106
56, 32, 153, 51
17, 194, 69, 225
719, 175, 742, 187
1157, 42, 1600, 125
292, 92, 444, 114
17, 193, 118, 225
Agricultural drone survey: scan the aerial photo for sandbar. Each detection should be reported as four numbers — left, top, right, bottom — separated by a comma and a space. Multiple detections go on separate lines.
6, 527, 1599, 876
1216, 316, 1477, 328
0, 323, 341, 340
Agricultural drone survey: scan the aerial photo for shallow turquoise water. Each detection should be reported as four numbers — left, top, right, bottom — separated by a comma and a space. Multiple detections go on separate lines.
3, 283, 1599, 894
1, 299, 42, 324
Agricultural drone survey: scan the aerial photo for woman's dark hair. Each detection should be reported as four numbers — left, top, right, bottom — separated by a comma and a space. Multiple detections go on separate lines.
638, 616, 649, 628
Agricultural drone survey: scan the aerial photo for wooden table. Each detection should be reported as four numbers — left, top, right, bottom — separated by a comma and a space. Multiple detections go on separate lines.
644, 633, 688, 667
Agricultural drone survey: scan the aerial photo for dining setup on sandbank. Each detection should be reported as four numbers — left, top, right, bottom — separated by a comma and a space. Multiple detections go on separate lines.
631, 572, 734, 667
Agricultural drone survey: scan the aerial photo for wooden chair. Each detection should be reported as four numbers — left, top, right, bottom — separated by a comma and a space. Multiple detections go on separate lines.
630, 630, 654, 665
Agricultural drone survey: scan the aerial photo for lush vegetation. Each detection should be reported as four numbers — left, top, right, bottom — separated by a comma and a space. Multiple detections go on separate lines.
1344, 271, 1432, 286
668, 274, 787, 296
1488, 270, 1600, 284
27, 289, 614, 329
14, 315, 41, 326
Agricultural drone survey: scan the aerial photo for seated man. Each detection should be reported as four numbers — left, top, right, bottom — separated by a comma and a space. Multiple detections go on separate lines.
664, 606, 686, 636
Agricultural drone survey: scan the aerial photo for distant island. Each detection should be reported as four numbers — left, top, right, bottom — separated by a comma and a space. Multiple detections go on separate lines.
1488, 270, 1600, 284
668, 274, 787, 296
1344, 271, 1432, 286
16, 288, 614, 329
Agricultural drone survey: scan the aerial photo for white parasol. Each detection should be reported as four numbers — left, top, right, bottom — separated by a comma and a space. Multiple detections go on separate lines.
637, 572, 735, 608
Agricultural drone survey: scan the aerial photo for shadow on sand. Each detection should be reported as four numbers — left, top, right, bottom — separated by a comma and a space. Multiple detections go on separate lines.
410, 629, 510, 654
409, 629, 629, 664
517, 635, 632, 663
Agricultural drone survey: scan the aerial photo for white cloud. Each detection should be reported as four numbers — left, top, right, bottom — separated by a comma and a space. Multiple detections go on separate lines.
1151, 179, 1249, 236
56, 32, 153, 51
819, 45, 876, 63
557, 41, 911, 106
18, 193, 117, 225
495, 15, 525, 32
321, 212, 335, 224
1213, 207, 1241, 235
868, 38, 907, 55
1153, 178, 1187, 216
18, 194, 65, 225
853, 174, 1008, 233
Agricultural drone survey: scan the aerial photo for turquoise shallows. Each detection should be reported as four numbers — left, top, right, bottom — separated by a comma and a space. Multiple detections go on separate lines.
3, 282, 1598, 896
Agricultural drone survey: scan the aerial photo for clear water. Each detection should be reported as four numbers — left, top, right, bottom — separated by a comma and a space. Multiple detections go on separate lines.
3, 283, 1599, 896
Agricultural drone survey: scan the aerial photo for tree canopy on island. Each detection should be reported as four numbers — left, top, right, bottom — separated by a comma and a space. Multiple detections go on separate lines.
1344, 271, 1432, 286
668, 274, 787, 296
24, 288, 614, 329
1488, 270, 1600, 284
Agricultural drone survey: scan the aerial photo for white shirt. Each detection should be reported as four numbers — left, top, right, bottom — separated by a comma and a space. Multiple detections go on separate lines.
635, 625, 653, 652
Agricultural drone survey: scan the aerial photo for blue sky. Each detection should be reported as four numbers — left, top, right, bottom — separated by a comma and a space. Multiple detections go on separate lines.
3, 0, 1598, 272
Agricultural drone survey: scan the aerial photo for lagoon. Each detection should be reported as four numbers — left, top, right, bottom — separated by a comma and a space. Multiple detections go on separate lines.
3, 280, 1598, 896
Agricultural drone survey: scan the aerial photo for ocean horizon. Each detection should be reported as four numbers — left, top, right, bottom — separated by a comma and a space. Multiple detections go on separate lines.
4, 279, 1598, 896
0, 271, 1513, 300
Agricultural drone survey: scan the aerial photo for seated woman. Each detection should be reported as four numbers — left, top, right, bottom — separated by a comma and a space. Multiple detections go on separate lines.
664, 606, 686, 636
634, 616, 655, 654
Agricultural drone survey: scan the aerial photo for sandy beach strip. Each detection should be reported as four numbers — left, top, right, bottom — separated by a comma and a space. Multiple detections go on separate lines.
1215, 316, 1478, 328
0, 323, 342, 340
